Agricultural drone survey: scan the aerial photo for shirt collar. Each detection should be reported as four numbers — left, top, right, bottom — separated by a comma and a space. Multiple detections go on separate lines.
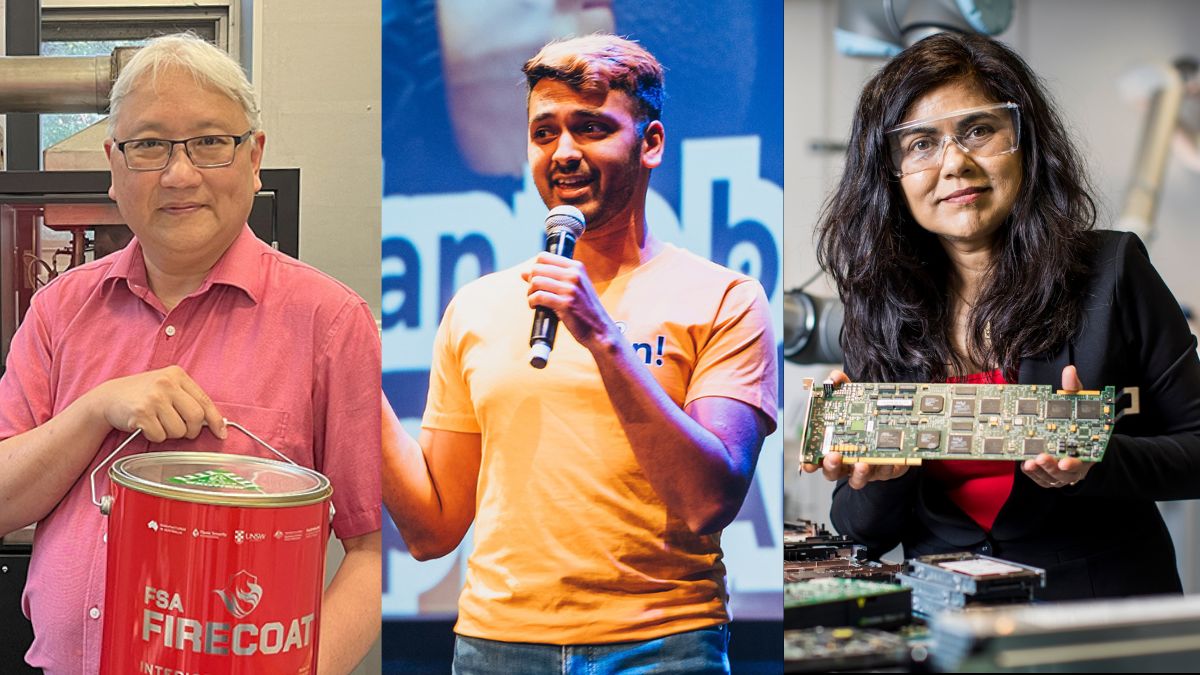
102, 224, 264, 305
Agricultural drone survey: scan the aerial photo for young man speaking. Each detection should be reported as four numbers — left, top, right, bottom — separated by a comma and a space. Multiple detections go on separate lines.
385, 34, 776, 674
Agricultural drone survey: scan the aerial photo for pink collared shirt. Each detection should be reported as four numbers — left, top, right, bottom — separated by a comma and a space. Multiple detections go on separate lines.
0, 225, 381, 674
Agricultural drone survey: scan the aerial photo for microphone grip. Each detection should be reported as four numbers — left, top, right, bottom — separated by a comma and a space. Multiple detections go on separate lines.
528, 231, 578, 368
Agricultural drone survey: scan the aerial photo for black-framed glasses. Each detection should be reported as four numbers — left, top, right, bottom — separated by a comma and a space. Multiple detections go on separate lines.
114, 131, 255, 171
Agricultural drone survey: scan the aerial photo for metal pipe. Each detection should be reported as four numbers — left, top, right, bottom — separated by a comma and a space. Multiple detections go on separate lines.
1118, 62, 1188, 242
0, 49, 135, 114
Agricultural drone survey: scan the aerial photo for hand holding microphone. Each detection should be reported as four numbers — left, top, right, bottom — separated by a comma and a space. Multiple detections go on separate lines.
524, 205, 592, 368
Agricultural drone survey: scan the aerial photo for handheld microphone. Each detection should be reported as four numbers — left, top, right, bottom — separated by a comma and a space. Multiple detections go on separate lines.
529, 205, 587, 369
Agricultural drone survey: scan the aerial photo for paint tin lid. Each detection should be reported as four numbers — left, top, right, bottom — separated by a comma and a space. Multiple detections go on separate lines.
110, 452, 332, 507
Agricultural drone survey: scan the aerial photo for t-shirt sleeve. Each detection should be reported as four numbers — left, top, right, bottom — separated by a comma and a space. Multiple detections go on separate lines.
0, 291, 57, 439
421, 296, 481, 433
684, 278, 778, 431
313, 297, 383, 540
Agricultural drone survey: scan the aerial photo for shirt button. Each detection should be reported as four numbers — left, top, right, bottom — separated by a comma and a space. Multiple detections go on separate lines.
102, 532, 107, 543
165, 325, 177, 337
89, 607, 101, 619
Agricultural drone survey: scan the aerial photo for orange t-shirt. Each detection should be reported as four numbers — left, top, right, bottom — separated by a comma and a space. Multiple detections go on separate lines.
423, 244, 778, 644
924, 369, 1014, 531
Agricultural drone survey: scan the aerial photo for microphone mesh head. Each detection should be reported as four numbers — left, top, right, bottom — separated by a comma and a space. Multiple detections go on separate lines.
545, 205, 586, 238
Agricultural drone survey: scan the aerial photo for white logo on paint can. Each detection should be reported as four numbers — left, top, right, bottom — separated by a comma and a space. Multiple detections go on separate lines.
215, 570, 263, 619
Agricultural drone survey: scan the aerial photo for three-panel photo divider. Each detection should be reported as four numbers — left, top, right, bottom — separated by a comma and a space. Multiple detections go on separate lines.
1, 1, 1199, 673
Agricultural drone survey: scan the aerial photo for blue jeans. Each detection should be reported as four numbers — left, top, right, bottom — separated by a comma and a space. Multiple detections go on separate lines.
451, 624, 730, 675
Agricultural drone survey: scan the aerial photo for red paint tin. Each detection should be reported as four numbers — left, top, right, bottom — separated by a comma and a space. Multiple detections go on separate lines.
97, 446, 332, 674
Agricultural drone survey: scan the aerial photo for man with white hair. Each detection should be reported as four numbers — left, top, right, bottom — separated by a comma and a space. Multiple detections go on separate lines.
0, 34, 380, 673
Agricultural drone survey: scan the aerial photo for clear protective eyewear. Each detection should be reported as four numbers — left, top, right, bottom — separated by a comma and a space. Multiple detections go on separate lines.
114, 131, 255, 171
885, 102, 1020, 177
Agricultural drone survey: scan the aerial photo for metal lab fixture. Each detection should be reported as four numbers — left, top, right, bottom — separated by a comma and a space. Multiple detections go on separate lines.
1118, 58, 1199, 242
0, 169, 300, 371
0, 47, 137, 113
834, 0, 1013, 58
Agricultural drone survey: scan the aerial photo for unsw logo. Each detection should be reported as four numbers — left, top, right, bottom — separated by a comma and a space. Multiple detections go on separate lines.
234, 529, 267, 545
215, 570, 263, 619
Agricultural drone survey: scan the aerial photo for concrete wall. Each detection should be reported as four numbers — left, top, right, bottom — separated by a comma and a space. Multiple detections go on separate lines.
253, 0, 381, 316
784, 0, 1200, 588
248, 6, 382, 670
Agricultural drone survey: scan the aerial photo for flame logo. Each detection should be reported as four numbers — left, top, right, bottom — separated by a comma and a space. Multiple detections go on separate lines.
214, 570, 263, 618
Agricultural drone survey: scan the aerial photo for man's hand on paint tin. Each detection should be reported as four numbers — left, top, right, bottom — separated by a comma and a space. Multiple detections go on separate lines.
92, 365, 226, 442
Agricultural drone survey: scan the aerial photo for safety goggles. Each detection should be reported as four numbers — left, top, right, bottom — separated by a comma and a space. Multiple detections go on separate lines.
885, 102, 1021, 177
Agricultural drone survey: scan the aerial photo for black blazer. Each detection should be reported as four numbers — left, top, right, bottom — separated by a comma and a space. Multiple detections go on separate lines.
830, 231, 1200, 600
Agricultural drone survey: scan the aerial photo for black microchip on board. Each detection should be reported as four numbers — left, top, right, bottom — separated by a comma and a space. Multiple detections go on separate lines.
1017, 399, 1039, 415
948, 435, 973, 453
1046, 400, 1072, 419
983, 438, 1005, 454
1023, 438, 1047, 456
877, 430, 904, 449
1077, 401, 1103, 419
954, 385, 978, 395
917, 431, 941, 449
980, 398, 1002, 415
951, 421, 974, 432
951, 399, 975, 417
919, 395, 945, 413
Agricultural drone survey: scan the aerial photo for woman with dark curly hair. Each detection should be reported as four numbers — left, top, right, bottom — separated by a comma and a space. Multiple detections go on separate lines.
804, 31, 1200, 599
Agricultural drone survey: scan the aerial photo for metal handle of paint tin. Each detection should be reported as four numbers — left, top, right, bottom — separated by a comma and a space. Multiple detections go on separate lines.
91, 419, 299, 515
91, 428, 144, 515
227, 420, 332, 518
222, 420, 301, 468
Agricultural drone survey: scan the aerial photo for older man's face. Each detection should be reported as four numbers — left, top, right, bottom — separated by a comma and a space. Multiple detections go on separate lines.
105, 66, 264, 270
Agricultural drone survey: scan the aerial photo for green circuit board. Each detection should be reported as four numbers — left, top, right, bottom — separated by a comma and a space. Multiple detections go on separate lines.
799, 380, 1138, 465
785, 578, 913, 631
785, 578, 908, 606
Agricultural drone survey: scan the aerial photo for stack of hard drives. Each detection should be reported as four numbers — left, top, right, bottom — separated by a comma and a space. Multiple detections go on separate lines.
784, 521, 910, 630
783, 520, 903, 582
897, 552, 1045, 618
783, 520, 916, 671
